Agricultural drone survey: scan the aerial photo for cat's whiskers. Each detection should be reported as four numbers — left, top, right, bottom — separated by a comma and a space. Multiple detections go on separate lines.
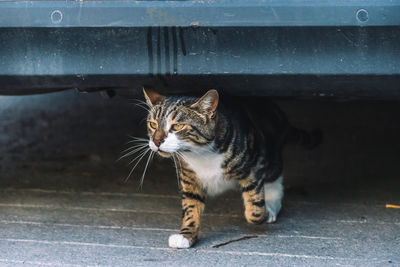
175, 151, 190, 164
124, 148, 151, 182
135, 104, 151, 113
205, 142, 217, 153
174, 153, 183, 175
121, 137, 148, 152
125, 140, 148, 146
131, 99, 155, 113
138, 150, 154, 189
121, 141, 148, 152
120, 134, 157, 187
127, 136, 148, 141
171, 154, 181, 188
132, 99, 150, 106
128, 148, 150, 166
118, 145, 148, 161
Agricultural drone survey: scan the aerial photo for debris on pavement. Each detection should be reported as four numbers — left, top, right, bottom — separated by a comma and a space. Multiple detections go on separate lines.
212, 235, 258, 248
386, 204, 400, 209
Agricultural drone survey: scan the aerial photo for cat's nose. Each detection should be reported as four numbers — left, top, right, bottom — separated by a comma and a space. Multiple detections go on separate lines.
153, 137, 165, 147
153, 130, 166, 147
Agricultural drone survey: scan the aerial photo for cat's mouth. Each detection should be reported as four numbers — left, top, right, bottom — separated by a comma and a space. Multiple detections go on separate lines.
157, 150, 171, 158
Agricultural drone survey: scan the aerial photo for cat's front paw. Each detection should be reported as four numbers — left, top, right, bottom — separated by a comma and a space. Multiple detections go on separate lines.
168, 234, 192, 249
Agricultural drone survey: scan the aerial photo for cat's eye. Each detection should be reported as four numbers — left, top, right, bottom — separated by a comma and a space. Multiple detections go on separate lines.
171, 123, 185, 131
148, 121, 158, 129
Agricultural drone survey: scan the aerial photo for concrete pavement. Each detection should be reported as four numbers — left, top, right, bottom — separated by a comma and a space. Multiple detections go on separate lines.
0, 90, 399, 266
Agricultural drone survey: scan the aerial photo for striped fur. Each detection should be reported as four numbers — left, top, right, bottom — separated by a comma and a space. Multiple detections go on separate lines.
143, 88, 321, 248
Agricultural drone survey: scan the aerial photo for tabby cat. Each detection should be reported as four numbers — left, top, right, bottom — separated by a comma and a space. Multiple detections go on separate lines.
141, 88, 321, 248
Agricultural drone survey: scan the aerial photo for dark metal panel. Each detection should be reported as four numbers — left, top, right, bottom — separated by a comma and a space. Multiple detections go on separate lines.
0, 0, 400, 27
1, 74, 400, 99
1, 27, 399, 76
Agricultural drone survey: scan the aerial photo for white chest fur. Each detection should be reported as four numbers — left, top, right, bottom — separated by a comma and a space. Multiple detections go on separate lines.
181, 150, 236, 196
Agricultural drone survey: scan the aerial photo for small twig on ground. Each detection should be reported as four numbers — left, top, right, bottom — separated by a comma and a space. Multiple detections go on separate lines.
212, 235, 258, 248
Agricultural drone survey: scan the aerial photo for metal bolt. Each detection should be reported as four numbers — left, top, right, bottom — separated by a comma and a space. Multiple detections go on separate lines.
51, 10, 63, 24
356, 9, 369, 23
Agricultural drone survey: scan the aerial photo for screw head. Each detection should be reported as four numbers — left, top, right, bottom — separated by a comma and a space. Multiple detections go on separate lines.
356, 9, 369, 23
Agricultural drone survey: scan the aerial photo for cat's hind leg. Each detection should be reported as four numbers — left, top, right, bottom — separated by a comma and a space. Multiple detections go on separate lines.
239, 177, 267, 224
264, 175, 284, 223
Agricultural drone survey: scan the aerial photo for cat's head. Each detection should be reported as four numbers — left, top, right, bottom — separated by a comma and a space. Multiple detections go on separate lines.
143, 88, 219, 158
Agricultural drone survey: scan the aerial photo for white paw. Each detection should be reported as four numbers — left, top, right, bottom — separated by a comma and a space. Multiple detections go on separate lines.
264, 175, 283, 224
168, 234, 191, 249
266, 207, 277, 223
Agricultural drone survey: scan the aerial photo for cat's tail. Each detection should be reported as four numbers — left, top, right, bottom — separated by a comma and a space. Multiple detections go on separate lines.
286, 127, 323, 150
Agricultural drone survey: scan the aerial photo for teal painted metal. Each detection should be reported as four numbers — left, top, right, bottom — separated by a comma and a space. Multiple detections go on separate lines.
0, 0, 399, 97
1, 27, 400, 76
0, 0, 400, 27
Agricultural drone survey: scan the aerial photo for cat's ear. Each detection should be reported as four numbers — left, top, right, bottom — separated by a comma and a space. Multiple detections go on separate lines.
143, 87, 165, 106
191, 90, 219, 117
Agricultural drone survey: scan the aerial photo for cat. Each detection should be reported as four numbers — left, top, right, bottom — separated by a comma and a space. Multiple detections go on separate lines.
141, 88, 322, 248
